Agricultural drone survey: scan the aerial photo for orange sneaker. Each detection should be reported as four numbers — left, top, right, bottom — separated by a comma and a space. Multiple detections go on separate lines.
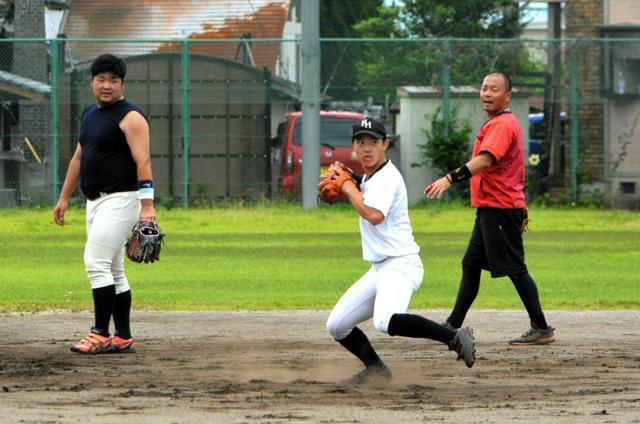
110, 335, 136, 353
70, 332, 112, 354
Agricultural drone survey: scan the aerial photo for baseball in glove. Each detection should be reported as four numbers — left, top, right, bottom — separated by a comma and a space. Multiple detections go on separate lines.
125, 220, 164, 263
318, 166, 357, 204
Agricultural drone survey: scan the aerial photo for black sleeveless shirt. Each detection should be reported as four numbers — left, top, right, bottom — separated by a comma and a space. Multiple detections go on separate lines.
79, 98, 146, 200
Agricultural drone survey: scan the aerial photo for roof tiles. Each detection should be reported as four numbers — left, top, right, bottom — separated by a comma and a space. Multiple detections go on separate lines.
64, 0, 290, 72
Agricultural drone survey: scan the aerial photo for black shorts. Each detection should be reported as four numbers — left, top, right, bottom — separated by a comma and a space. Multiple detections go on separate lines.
462, 207, 528, 278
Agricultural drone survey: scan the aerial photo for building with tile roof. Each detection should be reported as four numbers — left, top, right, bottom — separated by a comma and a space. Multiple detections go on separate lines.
0, 0, 304, 204
62, 0, 293, 76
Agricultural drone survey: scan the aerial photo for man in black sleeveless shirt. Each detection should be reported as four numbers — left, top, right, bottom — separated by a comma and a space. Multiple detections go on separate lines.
53, 54, 157, 354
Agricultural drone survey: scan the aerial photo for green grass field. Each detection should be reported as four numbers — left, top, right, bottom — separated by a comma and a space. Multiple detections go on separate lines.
1, 204, 639, 312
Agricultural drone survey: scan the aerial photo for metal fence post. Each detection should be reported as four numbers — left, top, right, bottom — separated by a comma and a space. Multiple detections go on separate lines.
182, 40, 191, 208
301, 0, 321, 209
50, 38, 60, 204
442, 39, 451, 139
263, 67, 273, 199
570, 40, 579, 202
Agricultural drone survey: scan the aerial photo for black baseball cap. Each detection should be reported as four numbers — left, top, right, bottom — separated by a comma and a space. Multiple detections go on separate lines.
352, 117, 387, 140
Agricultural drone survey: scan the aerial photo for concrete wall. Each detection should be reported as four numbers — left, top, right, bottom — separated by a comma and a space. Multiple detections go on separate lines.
395, 86, 529, 205
602, 0, 640, 208
608, 0, 640, 24
608, 99, 640, 208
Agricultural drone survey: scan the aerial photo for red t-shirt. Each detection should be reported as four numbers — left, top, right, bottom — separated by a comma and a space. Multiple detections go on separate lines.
470, 112, 526, 209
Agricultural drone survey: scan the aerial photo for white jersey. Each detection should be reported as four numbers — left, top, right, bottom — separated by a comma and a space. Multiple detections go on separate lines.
359, 160, 420, 262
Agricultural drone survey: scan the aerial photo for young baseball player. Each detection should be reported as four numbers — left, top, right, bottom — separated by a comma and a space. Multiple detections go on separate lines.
53, 54, 156, 354
325, 117, 476, 385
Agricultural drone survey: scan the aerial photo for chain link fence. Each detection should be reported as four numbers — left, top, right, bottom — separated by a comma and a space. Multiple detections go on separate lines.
0, 37, 638, 208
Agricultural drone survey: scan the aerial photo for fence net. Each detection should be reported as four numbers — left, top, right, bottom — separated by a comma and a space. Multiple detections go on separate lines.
0, 37, 637, 208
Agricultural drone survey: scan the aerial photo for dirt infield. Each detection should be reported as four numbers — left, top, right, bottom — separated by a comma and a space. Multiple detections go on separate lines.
1, 310, 639, 424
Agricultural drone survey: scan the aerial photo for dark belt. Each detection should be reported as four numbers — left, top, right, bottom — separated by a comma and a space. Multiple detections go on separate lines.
86, 191, 110, 201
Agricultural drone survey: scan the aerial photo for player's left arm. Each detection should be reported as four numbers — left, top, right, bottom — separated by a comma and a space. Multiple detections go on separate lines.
426, 120, 515, 199
121, 111, 156, 221
424, 152, 495, 200
342, 181, 385, 225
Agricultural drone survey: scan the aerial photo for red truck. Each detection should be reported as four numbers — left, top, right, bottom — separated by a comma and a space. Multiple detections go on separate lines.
275, 111, 365, 193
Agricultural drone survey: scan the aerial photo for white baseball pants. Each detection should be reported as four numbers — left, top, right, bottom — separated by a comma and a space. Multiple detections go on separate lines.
326, 254, 424, 340
84, 191, 140, 293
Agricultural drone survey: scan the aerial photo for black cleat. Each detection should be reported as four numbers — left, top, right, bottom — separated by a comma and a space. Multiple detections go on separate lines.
449, 327, 476, 368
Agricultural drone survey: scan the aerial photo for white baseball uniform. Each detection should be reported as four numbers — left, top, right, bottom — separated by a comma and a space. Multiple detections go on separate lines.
326, 160, 424, 339
79, 98, 147, 294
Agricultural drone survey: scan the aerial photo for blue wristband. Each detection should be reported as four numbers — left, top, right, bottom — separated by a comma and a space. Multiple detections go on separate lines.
137, 180, 154, 200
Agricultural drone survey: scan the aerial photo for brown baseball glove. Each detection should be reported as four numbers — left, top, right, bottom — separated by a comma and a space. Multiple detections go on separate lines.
521, 207, 530, 234
318, 167, 357, 204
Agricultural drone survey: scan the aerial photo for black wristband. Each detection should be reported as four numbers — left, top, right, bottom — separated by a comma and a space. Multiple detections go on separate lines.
447, 165, 472, 183
137, 180, 154, 189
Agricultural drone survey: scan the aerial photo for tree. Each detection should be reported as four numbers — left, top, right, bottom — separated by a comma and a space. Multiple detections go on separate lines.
319, 0, 383, 100
401, 0, 522, 38
352, 0, 527, 100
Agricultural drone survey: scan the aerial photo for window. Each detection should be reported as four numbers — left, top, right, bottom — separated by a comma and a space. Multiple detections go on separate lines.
599, 26, 640, 99
620, 181, 636, 194
293, 118, 361, 147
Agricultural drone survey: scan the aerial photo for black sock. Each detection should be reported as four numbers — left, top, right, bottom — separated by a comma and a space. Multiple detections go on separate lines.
447, 266, 482, 328
92, 285, 116, 336
337, 327, 383, 368
387, 313, 455, 345
509, 273, 548, 329
113, 290, 132, 339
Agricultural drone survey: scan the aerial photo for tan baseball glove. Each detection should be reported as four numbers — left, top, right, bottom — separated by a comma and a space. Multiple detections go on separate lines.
317, 166, 357, 204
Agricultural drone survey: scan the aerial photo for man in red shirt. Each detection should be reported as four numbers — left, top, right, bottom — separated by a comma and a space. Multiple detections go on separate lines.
425, 72, 555, 345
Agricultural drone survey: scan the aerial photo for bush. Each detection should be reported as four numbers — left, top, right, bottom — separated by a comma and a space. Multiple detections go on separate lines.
533, 188, 604, 209
412, 105, 473, 199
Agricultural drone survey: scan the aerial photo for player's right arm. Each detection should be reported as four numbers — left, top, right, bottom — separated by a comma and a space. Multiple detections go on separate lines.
342, 181, 385, 225
328, 161, 384, 225
53, 143, 82, 226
